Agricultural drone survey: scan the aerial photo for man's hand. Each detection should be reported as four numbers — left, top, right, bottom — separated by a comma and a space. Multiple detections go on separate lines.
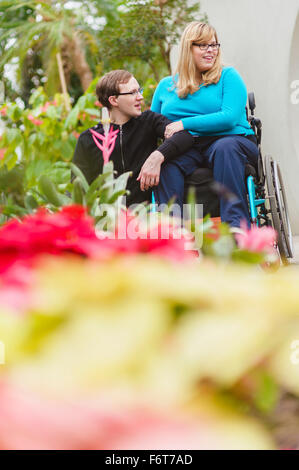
164, 120, 184, 138
137, 150, 164, 191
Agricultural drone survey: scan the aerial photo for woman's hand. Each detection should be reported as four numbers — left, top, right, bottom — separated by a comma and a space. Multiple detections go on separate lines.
164, 120, 184, 138
137, 151, 164, 191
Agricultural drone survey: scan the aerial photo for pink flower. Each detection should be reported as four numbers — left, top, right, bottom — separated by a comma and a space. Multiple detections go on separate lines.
28, 114, 43, 126
0, 148, 6, 160
0, 381, 228, 450
90, 126, 119, 164
235, 223, 277, 253
40, 101, 57, 113
40, 102, 51, 113
0, 381, 108, 450
0, 107, 7, 116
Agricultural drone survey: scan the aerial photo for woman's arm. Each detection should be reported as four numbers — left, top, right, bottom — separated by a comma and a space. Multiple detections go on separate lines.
150, 78, 168, 114
146, 111, 194, 160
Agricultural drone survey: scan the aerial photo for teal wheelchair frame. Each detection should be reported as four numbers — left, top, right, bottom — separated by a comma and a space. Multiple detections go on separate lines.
246, 92, 293, 262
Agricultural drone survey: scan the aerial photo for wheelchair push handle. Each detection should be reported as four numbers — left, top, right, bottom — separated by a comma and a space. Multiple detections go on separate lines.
248, 92, 256, 115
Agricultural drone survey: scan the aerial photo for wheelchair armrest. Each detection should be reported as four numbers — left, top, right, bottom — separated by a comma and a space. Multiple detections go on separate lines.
249, 117, 262, 130
252, 118, 262, 130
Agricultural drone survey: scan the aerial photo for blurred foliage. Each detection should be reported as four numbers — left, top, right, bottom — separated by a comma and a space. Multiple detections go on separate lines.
0, 84, 99, 169
0, 83, 130, 227
98, 0, 206, 84
0, 0, 118, 102
0, 0, 207, 103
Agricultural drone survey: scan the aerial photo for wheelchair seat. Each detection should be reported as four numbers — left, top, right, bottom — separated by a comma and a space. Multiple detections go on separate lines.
184, 162, 257, 217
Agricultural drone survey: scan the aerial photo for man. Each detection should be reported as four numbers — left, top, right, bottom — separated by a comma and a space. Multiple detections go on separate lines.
72, 70, 194, 206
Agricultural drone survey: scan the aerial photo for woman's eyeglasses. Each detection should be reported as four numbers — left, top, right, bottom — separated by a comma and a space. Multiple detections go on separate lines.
116, 87, 144, 96
192, 43, 220, 51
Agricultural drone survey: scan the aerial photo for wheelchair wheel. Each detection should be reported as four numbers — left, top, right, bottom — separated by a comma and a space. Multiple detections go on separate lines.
265, 155, 293, 261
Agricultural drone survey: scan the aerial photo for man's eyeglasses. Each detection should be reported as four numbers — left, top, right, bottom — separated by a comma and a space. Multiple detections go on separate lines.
192, 43, 220, 51
116, 87, 144, 96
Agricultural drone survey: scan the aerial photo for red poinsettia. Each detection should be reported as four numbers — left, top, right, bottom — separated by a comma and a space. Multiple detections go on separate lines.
96, 210, 196, 261
0, 205, 100, 265
0, 206, 194, 311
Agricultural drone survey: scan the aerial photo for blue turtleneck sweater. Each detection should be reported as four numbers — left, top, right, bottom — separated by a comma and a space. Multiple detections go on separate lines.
151, 67, 254, 137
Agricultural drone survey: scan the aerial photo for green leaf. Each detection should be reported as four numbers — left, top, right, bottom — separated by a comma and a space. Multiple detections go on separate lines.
6, 104, 23, 121
30, 188, 48, 203
107, 189, 127, 203
84, 108, 101, 117
98, 186, 110, 204
89, 197, 99, 217
2, 152, 18, 171
186, 186, 197, 232
45, 105, 59, 120
28, 133, 37, 147
64, 107, 79, 129
24, 194, 39, 211
70, 163, 89, 192
2, 202, 28, 218
103, 161, 114, 175
60, 140, 74, 160
72, 177, 86, 205
76, 95, 87, 111
37, 133, 45, 146
232, 249, 265, 265
85, 171, 113, 203
29, 87, 45, 107
5, 128, 22, 146
39, 175, 70, 207
113, 170, 132, 193
254, 372, 279, 414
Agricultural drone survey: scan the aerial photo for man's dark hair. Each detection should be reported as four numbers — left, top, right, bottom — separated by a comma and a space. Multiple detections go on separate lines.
96, 70, 133, 109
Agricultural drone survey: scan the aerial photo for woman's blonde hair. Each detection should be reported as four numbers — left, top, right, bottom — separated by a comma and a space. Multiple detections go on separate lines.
175, 22, 223, 98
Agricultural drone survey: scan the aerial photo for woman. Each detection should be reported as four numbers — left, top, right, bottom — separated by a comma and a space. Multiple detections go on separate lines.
150, 22, 259, 229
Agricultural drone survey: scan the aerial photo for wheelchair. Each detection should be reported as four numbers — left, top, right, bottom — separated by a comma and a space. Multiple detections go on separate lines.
184, 92, 294, 263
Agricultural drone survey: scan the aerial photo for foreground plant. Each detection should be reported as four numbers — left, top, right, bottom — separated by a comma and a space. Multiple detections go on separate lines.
0, 197, 298, 449
1, 243, 299, 449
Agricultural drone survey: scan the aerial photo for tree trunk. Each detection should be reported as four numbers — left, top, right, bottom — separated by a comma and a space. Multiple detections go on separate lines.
61, 41, 72, 86
71, 33, 93, 91
148, 61, 160, 82
56, 52, 71, 111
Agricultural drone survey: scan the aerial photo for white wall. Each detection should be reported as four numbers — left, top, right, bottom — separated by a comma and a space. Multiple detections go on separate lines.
171, 0, 299, 232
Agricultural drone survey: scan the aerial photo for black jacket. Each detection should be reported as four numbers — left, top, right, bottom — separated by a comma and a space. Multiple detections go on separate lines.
72, 110, 194, 205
